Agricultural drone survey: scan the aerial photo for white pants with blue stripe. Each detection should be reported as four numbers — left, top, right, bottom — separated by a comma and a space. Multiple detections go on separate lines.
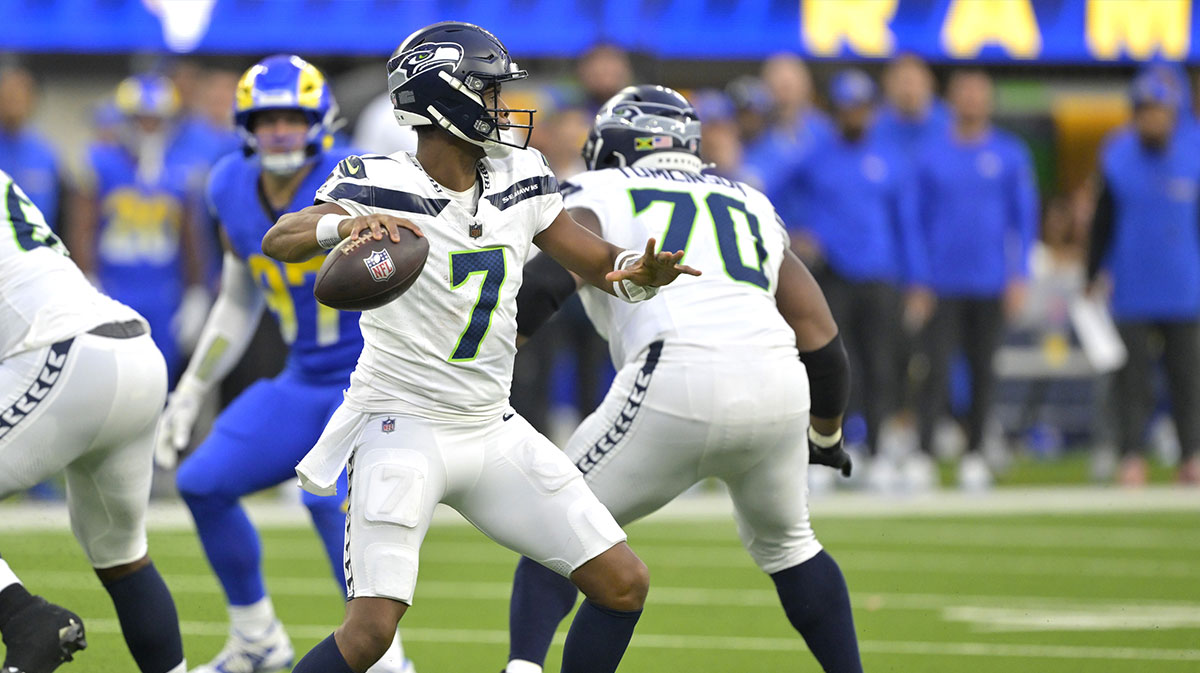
0, 332, 166, 568
566, 341, 823, 575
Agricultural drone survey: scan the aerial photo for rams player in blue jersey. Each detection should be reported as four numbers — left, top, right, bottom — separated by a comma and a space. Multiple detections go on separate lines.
153, 55, 412, 673
69, 73, 210, 383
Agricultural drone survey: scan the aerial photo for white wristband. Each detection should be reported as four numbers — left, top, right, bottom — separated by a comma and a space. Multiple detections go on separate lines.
612, 249, 659, 303
808, 426, 843, 448
316, 213, 350, 249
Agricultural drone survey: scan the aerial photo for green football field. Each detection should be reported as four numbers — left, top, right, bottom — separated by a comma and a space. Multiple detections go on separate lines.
2, 493, 1199, 673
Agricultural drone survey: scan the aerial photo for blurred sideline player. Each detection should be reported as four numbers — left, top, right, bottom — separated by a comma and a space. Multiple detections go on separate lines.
0, 170, 184, 673
505, 86, 861, 673
153, 56, 412, 673
261, 21, 696, 673
68, 73, 210, 383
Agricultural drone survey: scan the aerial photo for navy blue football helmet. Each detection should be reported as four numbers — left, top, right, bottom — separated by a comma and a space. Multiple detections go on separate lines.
582, 85, 702, 171
387, 21, 533, 155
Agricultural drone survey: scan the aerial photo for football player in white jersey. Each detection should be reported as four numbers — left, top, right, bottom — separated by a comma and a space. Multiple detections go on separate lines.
260, 22, 698, 673
0, 170, 185, 673
504, 86, 862, 673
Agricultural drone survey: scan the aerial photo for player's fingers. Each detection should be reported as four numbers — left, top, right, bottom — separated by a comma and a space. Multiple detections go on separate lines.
643, 238, 657, 259
675, 263, 702, 277
369, 220, 385, 241
605, 268, 632, 283
386, 216, 424, 238
382, 221, 402, 243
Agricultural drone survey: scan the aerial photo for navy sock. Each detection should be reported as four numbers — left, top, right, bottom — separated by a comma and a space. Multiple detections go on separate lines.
560, 600, 641, 673
103, 562, 184, 673
293, 633, 355, 673
508, 556, 579, 666
771, 550, 862, 673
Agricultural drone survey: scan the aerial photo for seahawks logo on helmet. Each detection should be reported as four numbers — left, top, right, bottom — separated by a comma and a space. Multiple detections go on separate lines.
391, 42, 465, 82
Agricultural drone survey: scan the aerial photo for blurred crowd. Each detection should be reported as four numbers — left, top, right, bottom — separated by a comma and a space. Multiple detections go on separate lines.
3, 45, 1198, 494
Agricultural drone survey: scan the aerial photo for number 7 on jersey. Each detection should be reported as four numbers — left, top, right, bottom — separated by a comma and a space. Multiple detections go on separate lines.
448, 247, 507, 361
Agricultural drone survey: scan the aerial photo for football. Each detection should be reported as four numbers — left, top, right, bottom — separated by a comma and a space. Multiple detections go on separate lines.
313, 229, 429, 311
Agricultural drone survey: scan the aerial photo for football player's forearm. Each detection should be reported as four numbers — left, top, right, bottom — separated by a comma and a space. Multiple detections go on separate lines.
263, 203, 350, 262
179, 253, 265, 390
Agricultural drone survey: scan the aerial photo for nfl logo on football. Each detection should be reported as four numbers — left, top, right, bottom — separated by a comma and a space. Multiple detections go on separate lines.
364, 250, 396, 282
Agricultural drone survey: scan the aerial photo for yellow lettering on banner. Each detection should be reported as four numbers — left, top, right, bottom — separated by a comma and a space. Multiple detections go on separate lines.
801, 0, 898, 58
1086, 0, 1190, 60
941, 0, 1042, 59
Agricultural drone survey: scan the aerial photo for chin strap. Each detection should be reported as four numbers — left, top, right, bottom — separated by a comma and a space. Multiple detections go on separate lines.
630, 152, 705, 173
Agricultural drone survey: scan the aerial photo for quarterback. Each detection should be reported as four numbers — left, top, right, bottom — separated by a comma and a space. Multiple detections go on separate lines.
0, 170, 184, 673
262, 21, 696, 673
155, 55, 412, 673
506, 86, 862, 673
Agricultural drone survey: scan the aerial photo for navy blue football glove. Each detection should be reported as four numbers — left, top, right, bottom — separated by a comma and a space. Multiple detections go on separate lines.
808, 426, 852, 477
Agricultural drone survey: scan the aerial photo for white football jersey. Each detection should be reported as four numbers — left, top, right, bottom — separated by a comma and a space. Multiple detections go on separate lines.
565, 166, 797, 369
315, 149, 563, 419
0, 170, 143, 359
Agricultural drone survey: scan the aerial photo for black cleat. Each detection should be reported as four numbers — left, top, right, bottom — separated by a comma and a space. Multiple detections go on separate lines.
1, 596, 86, 673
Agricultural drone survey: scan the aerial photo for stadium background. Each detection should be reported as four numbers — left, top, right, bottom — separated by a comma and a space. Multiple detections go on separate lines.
3, 1, 1200, 671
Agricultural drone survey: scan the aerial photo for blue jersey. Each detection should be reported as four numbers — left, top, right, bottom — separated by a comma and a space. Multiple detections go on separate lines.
87, 140, 192, 311
1099, 126, 1200, 320
873, 101, 951, 160
206, 150, 365, 384
779, 131, 928, 286
0, 128, 61, 230
915, 127, 1039, 297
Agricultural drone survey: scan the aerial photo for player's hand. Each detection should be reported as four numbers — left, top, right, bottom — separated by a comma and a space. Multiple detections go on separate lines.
154, 380, 204, 470
808, 426, 852, 478
344, 214, 424, 243
606, 238, 701, 287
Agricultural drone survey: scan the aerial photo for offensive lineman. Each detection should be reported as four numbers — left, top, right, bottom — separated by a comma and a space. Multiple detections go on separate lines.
153, 55, 412, 673
505, 86, 862, 673
261, 21, 697, 673
0, 170, 185, 673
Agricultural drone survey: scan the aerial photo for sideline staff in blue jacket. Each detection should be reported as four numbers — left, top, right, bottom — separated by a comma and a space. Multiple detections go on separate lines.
777, 69, 931, 475
1089, 68, 1200, 487
914, 69, 1038, 490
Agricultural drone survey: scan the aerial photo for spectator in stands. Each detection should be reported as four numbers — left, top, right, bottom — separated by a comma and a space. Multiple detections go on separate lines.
1089, 68, 1200, 486
777, 69, 931, 491
576, 43, 633, 113
749, 54, 832, 198
914, 69, 1039, 490
691, 89, 753, 184
0, 66, 65, 233
724, 75, 774, 191
875, 53, 950, 157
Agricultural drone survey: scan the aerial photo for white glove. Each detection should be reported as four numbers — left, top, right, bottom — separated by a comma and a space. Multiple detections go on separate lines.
154, 378, 205, 470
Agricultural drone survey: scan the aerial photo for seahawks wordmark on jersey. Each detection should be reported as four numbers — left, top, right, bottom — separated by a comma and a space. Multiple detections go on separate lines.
564, 166, 797, 369
315, 148, 562, 419
0, 170, 143, 360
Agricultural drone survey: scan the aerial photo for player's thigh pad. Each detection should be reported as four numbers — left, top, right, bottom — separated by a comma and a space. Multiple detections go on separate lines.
723, 411, 822, 574
451, 413, 626, 578
565, 366, 708, 527
344, 415, 446, 604
54, 334, 165, 567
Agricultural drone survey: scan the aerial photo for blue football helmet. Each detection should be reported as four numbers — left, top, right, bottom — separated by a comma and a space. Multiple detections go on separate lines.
234, 54, 337, 173
387, 21, 534, 157
114, 73, 180, 119
582, 85, 702, 171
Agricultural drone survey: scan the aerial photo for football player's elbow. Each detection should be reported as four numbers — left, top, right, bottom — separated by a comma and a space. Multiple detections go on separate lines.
261, 223, 304, 263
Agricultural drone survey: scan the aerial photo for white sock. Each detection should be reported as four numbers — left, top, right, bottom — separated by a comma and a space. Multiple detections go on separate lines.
229, 596, 276, 640
165, 661, 187, 673
506, 660, 543, 673
0, 559, 20, 592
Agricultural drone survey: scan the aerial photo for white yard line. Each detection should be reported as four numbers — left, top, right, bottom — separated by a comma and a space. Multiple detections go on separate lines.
4, 485, 1199, 533
21, 570, 1200, 614
80, 619, 1200, 661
